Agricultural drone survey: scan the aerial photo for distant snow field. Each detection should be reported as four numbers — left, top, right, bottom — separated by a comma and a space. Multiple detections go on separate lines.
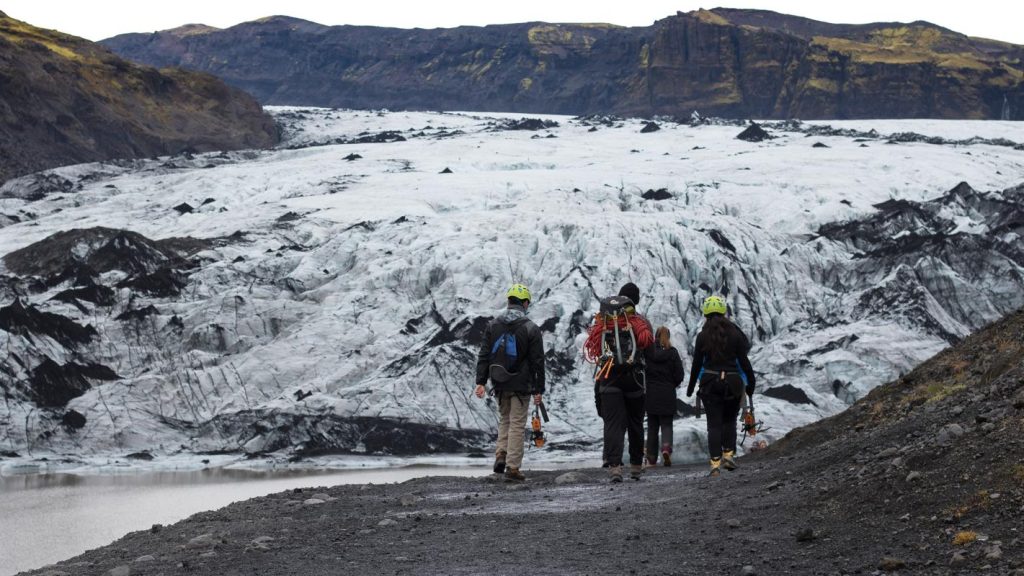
0, 108, 1022, 470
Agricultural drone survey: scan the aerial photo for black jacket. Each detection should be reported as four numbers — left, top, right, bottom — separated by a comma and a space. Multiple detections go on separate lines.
643, 345, 684, 415
475, 305, 545, 394
686, 322, 755, 397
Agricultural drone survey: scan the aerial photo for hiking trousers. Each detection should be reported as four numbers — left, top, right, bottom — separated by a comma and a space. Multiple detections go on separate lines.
646, 413, 674, 461
601, 389, 645, 467
496, 391, 530, 469
700, 390, 742, 459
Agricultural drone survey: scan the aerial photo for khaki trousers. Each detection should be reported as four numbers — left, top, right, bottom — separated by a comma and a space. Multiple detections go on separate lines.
495, 391, 530, 469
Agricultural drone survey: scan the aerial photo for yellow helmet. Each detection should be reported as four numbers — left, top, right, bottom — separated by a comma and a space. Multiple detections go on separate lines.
701, 295, 727, 316
506, 283, 532, 302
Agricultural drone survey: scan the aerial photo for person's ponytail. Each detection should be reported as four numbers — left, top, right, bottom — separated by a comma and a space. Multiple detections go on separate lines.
701, 314, 730, 362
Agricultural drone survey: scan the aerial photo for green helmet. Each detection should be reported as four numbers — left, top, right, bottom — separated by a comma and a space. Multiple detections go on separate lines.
506, 283, 532, 302
701, 295, 727, 316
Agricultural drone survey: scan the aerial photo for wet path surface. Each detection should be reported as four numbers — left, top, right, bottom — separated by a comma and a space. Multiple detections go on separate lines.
0, 466, 488, 576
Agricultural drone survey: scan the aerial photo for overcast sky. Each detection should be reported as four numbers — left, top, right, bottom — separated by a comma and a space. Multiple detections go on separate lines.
4, 0, 1023, 44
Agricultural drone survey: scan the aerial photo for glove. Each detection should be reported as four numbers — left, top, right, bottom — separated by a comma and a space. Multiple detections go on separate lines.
745, 385, 755, 397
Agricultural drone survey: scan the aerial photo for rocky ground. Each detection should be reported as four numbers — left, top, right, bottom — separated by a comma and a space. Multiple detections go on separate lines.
20, 309, 1024, 576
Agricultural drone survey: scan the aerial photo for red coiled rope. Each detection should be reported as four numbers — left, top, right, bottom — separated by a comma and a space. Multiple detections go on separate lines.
583, 313, 654, 363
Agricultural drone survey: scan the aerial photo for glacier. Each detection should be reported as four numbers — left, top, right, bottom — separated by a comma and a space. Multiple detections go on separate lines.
0, 108, 1022, 468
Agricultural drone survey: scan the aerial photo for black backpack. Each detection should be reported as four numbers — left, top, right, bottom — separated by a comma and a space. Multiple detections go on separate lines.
597, 295, 638, 367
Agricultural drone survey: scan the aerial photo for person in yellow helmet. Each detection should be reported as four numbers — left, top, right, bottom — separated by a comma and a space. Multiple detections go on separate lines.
686, 295, 756, 476
474, 283, 545, 481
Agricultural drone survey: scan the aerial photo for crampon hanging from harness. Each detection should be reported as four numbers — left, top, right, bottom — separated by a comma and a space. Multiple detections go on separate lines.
583, 295, 654, 381
740, 393, 769, 446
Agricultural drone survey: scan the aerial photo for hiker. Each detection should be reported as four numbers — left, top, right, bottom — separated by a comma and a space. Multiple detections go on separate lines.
474, 283, 545, 481
686, 295, 756, 476
644, 326, 684, 467
583, 282, 654, 482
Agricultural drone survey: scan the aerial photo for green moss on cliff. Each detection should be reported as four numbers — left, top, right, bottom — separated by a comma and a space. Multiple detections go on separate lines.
1, 16, 84, 61
692, 9, 730, 25
803, 77, 840, 93
527, 24, 599, 56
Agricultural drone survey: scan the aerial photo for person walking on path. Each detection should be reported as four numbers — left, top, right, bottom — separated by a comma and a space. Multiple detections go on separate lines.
475, 283, 545, 481
685, 295, 756, 477
584, 282, 654, 482
644, 326, 684, 467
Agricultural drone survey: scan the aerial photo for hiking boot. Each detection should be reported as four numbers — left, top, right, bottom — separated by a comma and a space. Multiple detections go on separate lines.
493, 450, 507, 474
709, 457, 722, 477
609, 465, 623, 483
722, 449, 737, 471
661, 445, 672, 467
630, 464, 644, 481
504, 467, 525, 482
645, 456, 657, 467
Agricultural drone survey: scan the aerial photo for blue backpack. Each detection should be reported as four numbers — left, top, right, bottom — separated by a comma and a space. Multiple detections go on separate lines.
488, 331, 520, 384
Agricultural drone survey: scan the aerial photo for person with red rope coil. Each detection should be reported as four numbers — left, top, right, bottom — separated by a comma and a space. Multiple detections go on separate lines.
583, 282, 654, 482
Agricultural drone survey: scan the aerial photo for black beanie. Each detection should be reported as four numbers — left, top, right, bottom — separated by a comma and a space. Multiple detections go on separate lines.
618, 282, 640, 305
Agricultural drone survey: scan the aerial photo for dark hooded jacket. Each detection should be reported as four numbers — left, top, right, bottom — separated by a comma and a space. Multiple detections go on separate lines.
475, 305, 545, 394
643, 345, 684, 415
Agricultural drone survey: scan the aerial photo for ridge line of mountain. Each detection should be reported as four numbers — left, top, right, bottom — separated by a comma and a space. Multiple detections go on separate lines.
101, 8, 1024, 120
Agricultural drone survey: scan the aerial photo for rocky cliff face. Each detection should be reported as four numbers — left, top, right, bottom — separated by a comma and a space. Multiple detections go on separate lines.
0, 12, 279, 184
101, 9, 1024, 120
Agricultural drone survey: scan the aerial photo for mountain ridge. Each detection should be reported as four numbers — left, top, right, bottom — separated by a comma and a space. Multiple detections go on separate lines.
0, 13, 280, 184
101, 8, 1024, 120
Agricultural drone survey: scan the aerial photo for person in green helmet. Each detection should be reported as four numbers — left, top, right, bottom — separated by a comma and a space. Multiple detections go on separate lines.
474, 283, 545, 481
685, 295, 756, 476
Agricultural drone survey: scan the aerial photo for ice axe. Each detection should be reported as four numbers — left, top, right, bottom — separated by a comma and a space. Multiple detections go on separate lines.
740, 393, 768, 446
530, 400, 549, 448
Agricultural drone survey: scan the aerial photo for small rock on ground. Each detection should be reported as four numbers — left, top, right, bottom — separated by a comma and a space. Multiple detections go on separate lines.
795, 528, 816, 542
186, 534, 217, 549
399, 494, 422, 506
878, 556, 906, 571
554, 472, 586, 485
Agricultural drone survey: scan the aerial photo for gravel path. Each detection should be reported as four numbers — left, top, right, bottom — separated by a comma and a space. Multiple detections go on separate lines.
22, 310, 1024, 576
18, 454, 1005, 576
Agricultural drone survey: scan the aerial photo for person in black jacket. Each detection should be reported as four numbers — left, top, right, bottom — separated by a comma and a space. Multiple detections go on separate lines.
686, 295, 755, 477
474, 283, 545, 482
644, 326, 684, 467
